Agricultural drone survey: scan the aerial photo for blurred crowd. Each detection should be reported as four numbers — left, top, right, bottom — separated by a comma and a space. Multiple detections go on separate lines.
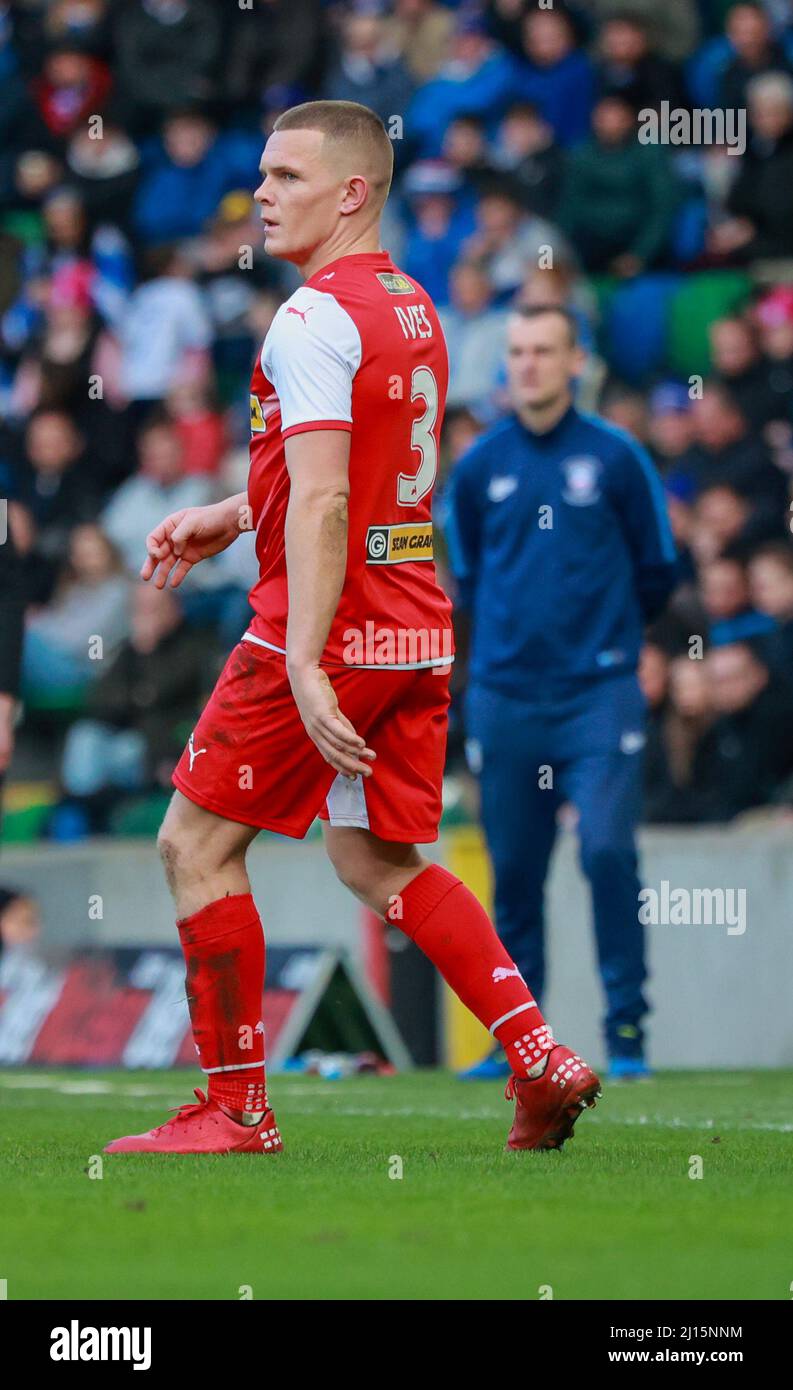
3, 0, 793, 838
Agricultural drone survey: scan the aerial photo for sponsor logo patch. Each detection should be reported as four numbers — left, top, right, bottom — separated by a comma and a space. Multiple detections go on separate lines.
376, 271, 415, 295
366, 522, 434, 564
250, 394, 266, 433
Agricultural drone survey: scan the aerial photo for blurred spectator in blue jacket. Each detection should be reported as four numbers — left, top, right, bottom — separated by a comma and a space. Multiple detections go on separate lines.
513, 6, 595, 147
401, 159, 477, 306
407, 9, 517, 157
133, 111, 260, 246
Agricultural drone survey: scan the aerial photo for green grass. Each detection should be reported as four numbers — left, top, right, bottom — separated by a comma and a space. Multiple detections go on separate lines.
1, 1069, 791, 1301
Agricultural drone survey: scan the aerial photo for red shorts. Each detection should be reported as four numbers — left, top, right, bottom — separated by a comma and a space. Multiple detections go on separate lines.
172, 638, 451, 843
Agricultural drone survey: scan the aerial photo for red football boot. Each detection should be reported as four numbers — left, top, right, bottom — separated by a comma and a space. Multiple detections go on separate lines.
505, 1045, 601, 1152
104, 1089, 283, 1155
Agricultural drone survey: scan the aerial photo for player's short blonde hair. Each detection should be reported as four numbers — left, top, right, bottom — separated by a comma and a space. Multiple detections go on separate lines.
272, 100, 394, 212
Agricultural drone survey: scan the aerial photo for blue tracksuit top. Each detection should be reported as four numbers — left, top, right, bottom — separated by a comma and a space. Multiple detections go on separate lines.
443, 405, 678, 699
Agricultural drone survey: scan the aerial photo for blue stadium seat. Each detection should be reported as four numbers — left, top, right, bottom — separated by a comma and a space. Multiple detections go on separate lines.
603, 274, 684, 384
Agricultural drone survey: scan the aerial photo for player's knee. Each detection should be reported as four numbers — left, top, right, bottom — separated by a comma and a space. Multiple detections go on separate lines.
330, 854, 376, 905
157, 824, 188, 892
156, 804, 204, 889
324, 838, 381, 906
580, 837, 632, 881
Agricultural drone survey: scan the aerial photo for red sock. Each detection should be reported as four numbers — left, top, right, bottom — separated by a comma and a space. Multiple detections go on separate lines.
177, 892, 268, 1117
395, 865, 554, 1077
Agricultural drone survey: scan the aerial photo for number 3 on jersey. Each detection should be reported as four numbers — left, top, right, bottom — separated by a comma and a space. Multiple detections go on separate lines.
397, 365, 438, 506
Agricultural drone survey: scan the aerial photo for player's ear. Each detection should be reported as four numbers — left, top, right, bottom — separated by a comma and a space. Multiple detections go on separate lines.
340, 175, 369, 216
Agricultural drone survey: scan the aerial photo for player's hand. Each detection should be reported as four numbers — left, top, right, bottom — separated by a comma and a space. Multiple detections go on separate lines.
141, 502, 242, 589
288, 663, 376, 780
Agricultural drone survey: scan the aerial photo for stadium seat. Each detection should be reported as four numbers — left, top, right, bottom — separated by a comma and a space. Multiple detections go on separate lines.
20, 684, 88, 718
0, 782, 57, 844
667, 271, 754, 378
108, 792, 173, 838
603, 274, 684, 384
587, 273, 619, 327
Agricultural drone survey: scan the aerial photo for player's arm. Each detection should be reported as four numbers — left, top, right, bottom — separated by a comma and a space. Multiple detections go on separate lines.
141, 491, 250, 589
284, 430, 375, 781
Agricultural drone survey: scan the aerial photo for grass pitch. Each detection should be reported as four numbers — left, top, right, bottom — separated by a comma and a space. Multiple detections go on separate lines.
1, 1068, 791, 1301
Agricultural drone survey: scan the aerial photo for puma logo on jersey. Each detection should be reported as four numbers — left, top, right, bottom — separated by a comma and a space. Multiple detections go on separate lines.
487, 475, 519, 503
286, 305, 314, 324
188, 733, 207, 772
318, 272, 335, 281
394, 304, 433, 340
492, 965, 524, 984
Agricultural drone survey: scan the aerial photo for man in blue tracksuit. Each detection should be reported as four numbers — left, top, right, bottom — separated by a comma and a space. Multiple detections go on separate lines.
444, 304, 677, 1079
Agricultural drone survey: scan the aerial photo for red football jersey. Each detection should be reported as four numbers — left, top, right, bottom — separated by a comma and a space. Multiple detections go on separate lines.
244, 249, 454, 670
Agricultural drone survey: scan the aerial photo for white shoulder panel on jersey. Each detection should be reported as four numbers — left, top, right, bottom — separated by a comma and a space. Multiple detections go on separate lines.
262, 287, 363, 434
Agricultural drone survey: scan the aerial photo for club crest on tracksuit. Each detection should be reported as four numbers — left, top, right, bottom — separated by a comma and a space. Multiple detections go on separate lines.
562, 455, 601, 506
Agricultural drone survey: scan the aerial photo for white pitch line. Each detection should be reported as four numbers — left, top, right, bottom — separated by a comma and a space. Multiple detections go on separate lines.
0, 1074, 64, 1088
1, 1077, 791, 1133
